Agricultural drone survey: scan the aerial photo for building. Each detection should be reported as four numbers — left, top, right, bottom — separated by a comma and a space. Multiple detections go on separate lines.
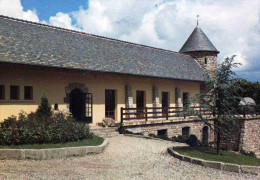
0, 15, 220, 138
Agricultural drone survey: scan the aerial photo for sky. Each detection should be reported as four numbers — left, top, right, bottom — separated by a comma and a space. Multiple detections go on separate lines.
0, 0, 259, 82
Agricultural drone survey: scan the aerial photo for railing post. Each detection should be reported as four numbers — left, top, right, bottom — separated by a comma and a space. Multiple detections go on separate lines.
183, 107, 186, 119
121, 107, 123, 124
166, 107, 168, 120
145, 107, 148, 121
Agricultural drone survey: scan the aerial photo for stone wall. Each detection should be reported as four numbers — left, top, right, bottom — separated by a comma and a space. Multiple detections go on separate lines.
126, 120, 215, 143
240, 118, 260, 152
186, 51, 218, 73
215, 117, 260, 152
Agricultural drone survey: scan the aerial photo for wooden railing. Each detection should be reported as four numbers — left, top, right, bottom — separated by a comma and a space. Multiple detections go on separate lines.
120, 105, 260, 124
120, 106, 212, 123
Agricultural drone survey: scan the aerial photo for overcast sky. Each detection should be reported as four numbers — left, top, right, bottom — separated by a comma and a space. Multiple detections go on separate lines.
0, 0, 259, 82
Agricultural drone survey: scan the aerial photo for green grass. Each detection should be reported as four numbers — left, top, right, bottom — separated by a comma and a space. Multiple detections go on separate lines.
173, 146, 260, 166
0, 136, 104, 149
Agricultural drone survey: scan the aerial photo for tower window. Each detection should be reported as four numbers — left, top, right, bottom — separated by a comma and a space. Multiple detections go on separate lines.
204, 58, 208, 64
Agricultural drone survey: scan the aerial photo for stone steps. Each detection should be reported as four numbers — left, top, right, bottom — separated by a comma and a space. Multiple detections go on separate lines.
90, 126, 120, 138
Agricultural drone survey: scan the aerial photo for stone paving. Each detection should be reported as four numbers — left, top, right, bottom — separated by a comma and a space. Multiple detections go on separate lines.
0, 135, 259, 180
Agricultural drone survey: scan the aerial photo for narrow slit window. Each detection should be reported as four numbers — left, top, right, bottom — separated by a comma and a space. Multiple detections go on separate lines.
10, 86, 20, 100
24, 86, 33, 100
0, 85, 5, 100
205, 58, 208, 64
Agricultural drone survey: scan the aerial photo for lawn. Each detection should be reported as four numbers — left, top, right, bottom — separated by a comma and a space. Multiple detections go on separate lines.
173, 146, 260, 166
0, 136, 104, 149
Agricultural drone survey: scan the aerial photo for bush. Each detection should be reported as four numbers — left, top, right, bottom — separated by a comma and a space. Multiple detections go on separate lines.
0, 97, 90, 146
239, 148, 256, 157
172, 135, 188, 143
186, 134, 201, 147
36, 96, 52, 119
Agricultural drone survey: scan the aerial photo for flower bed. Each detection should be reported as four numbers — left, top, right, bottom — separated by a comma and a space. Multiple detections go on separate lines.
0, 96, 91, 146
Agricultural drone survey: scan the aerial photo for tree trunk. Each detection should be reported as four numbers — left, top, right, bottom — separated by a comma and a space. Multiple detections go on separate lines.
216, 120, 221, 155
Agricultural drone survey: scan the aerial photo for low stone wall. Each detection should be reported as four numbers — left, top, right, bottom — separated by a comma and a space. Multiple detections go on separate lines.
0, 139, 108, 160
167, 147, 260, 175
125, 119, 214, 143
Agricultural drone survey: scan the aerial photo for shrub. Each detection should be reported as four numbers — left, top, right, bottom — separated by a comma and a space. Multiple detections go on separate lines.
36, 96, 52, 119
148, 133, 157, 138
186, 134, 201, 147
0, 97, 90, 146
239, 148, 256, 157
172, 135, 188, 143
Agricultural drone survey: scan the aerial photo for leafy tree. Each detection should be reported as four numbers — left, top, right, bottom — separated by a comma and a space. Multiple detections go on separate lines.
36, 96, 52, 119
236, 79, 260, 106
186, 55, 242, 154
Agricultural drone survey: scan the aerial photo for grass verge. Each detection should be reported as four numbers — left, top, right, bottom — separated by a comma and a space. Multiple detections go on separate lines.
173, 146, 260, 166
0, 136, 104, 149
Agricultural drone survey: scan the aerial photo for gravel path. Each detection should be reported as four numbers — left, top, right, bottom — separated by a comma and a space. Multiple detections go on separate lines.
0, 135, 259, 180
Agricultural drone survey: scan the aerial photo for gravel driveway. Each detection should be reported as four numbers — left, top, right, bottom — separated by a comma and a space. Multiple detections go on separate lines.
0, 135, 259, 180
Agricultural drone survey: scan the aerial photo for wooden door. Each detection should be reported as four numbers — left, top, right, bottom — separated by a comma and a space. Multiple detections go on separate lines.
105, 90, 116, 120
162, 92, 169, 116
136, 91, 145, 118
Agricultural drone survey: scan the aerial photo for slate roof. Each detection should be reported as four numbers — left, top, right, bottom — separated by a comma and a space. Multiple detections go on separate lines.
179, 27, 219, 53
0, 15, 206, 82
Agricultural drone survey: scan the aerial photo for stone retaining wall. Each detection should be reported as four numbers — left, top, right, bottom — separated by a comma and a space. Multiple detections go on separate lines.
0, 139, 108, 160
126, 120, 214, 143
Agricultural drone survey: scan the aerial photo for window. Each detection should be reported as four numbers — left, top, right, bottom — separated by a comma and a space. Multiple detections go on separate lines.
157, 129, 167, 138
10, 86, 19, 100
182, 127, 190, 138
0, 85, 5, 100
204, 58, 208, 64
24, 86, 33, 100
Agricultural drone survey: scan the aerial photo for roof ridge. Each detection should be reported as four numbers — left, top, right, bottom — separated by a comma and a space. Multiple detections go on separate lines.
0, 15, 191, 57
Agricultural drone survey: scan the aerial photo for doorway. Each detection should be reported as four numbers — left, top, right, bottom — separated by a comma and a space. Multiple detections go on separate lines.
105, 89, 116, 120
183, 92, 189, 111
136, 91, 145, 118
202, 126, 209, 145
162, 92, 169, 116
69, 89, 86, 121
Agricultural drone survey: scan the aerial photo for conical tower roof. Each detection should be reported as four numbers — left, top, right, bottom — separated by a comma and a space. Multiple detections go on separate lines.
179, 27, 219, 53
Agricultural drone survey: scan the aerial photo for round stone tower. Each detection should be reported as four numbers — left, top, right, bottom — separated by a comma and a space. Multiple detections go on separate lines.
179, 26, 219, 72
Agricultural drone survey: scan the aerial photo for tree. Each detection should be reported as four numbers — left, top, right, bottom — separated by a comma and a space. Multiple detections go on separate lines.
236, 79, 260, 106
36, 96, 52, 119
186, 55, 242, 155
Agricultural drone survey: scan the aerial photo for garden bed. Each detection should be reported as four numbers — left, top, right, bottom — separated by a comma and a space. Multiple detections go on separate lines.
173, 146, 260, 166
